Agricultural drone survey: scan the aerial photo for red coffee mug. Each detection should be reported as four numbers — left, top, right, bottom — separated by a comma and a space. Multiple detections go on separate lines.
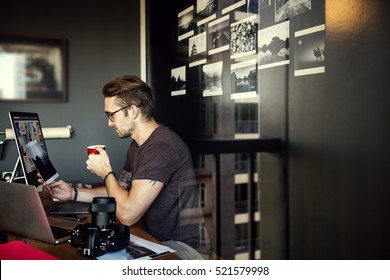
87, 145, 106, 155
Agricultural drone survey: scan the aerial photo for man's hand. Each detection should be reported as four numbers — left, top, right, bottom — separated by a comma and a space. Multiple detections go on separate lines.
86, 146, 113, 179
37, 173, 73, 201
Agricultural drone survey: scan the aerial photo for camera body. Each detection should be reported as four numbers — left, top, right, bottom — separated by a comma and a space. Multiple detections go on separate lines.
70, 197, 129, 257
70, 222, 130, 257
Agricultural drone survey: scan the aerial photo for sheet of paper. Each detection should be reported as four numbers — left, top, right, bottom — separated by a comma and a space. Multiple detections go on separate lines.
97, 234, 175, 260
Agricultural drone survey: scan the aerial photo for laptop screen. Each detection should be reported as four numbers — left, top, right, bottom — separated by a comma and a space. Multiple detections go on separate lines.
8, 111, 59, 186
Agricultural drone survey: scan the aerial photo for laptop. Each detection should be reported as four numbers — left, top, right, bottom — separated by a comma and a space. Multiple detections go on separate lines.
0, 181, 81, 244
8, 111, 90, 214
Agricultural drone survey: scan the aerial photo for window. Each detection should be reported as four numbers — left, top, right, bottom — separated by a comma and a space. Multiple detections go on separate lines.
235, 103, 258, 134
198, 183, 206, 208
235, 222, 261, 254
235, 153, 258, 173
235, 223, 249, 253
235, 153, 248, 172
235, 183, 248, 213
193, 154, 206, 169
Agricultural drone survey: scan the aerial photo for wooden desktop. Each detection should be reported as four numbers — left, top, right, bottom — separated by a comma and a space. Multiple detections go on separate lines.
6, 225, 179, 260
4, 191, 180, 260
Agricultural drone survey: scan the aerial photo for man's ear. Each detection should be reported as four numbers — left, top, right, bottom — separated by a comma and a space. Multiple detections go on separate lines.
130, 104, 139, 119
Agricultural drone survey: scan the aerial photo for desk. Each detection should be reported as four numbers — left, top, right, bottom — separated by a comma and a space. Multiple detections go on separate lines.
4, 191, 180, 260
6, 226, 179, 260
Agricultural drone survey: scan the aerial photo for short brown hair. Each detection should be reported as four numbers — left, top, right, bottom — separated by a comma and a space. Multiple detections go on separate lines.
102, 75, 154, 119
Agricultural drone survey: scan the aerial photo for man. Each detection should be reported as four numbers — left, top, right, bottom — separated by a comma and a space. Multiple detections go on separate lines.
40, 75, 209, 259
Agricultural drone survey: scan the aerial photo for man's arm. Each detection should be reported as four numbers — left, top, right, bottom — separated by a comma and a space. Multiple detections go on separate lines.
77, 186, 108, 202
104, 174, 164, 226
85, 147, 164, 224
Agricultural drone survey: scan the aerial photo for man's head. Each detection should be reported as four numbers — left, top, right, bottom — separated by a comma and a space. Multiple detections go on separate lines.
102, 75, 155, 139
102, 75, 154, 120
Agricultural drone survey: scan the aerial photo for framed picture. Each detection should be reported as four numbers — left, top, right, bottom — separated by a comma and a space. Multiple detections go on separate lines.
0, 35, 67, 102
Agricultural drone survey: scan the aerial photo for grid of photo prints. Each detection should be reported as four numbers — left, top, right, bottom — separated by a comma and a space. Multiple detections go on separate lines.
171, 0, 325, 98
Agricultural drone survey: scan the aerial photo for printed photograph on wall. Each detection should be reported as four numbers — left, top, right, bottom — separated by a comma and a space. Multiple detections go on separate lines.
231, 58, 257, 99
259, 0, 275, 28
202, 61, 223, 97
221, 0, 246, 15
178, 5, 195, 41
247, 0, 259, 14
171, 66, 186, 96
0, 35, 67, 102
259, 0, 271, 10
275, 0, 312, 22
258, 20, 289, 70
197, 0, 217, 26
230, 14, 258, 59
294, 24, 325, 76
189, 32, 207, 67
208, 15, 230, 55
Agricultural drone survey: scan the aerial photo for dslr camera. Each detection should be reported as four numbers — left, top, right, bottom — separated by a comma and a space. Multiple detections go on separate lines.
70, 197, 129, 257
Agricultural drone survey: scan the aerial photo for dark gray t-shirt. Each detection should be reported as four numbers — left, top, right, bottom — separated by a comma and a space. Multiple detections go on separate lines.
122, 125, 207, 251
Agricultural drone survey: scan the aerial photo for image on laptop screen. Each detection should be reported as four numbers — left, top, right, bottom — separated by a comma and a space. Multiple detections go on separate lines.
8, 111, 59, 186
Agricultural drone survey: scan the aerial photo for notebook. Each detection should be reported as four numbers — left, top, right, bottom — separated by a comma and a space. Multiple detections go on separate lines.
8, 111, 90, 214
0, 181, 81, 244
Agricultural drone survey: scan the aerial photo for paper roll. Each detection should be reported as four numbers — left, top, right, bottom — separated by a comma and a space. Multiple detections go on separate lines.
41, 127, 72, 139
5, 126, 72, 140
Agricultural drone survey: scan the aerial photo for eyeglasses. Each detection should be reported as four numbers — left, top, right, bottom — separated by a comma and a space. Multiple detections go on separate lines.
106, 105, 132, 122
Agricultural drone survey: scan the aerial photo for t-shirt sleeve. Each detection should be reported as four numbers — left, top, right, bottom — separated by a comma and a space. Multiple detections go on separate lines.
122, 142, 133, 173
133, 142, 181, 185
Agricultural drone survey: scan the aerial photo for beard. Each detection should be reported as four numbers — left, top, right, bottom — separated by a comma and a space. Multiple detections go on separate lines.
117, 120, 136, 139
118, 131, 130, 139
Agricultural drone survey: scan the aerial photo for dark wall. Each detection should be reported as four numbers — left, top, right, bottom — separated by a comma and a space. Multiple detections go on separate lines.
0, 0, 140, 183
146, 0, 390, 259
146, 0, 201, 142
288, 1, 390, 259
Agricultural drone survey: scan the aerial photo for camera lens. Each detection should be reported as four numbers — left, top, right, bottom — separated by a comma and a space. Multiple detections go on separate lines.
91, 197, 116, 230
